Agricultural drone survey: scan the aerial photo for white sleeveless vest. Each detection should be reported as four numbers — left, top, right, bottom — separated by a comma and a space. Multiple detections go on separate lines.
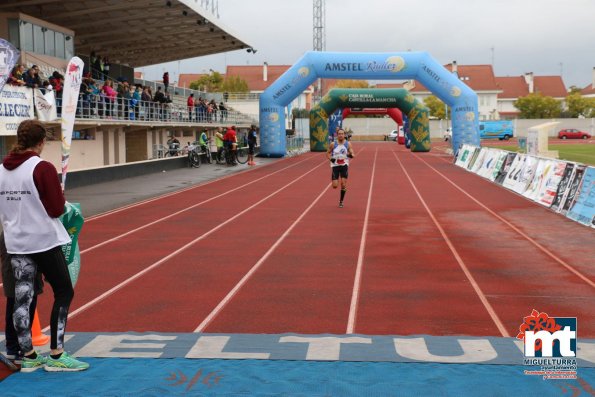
331, 141, 350, 167
0, 156, 70, 254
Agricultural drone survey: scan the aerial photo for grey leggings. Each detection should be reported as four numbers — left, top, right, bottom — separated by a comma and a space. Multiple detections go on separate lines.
12, 246, 73, 352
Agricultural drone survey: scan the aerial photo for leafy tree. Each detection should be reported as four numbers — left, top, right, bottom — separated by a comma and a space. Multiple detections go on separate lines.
567, 86, 582, 95
331, 79, 369, 89
221, 75, 249, 92
514, 93, 561, 118
423, 95, 447, 120
566, 91, 595, 118
189, 71, 224, 92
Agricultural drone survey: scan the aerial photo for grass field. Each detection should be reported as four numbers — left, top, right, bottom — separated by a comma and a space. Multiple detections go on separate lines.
484, 142, 595, 166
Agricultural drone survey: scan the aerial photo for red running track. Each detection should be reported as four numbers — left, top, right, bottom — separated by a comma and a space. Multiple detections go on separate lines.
11, 142, 595, 338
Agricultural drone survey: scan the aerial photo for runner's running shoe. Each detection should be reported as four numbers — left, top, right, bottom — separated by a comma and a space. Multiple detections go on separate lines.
20, 353, 47, 372
44, 352, 89, 372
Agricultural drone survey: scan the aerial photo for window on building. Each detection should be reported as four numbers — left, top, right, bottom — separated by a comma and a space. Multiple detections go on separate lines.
45, 30, 55, 57
65, 36, 74, 59
14, 19, 73, 61
33, 24, 44, 54
20, 21, 33, 52
55, 31, 65, 59
8, 19, 20, 49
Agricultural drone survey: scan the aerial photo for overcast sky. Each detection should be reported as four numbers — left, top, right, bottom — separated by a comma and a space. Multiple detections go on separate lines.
140, 0, 595, 89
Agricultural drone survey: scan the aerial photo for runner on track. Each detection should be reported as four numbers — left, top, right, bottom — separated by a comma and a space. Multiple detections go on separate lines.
327, 128, 355, 208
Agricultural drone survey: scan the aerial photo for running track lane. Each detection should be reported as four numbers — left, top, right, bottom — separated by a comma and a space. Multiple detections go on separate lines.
59, 154, 335, 332
351, 145, 504, 336
20, 142, 593, 337
196, 148, 378, 334
395, 147, 594, 337
32, 154, 323, 331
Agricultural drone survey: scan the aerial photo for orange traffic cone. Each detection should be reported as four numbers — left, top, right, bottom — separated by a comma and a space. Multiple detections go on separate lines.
31, 309, 49, 346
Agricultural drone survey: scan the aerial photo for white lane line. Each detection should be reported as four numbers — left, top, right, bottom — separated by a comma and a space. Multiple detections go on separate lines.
84, 155, 312, 222
346, 149, 378, 334
416, 153, 595, 289
194, 183, 332, 332
80, 157, 315, 254
48, 159, 329, 331
194, 148, 368, 332
393, 151, 510, 337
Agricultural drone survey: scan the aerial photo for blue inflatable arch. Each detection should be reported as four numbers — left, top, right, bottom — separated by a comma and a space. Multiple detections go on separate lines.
259, 51, 480, 157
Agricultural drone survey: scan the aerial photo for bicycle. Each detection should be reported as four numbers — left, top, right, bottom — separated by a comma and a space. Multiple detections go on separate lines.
201, 140, 213, 164
186, 142, 201, 168
215, 144, 248, 165
235, 143, 248, 164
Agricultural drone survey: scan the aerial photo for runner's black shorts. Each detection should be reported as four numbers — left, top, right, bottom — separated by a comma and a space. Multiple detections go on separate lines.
248, 143, 255, 155
331, 165, 348, 180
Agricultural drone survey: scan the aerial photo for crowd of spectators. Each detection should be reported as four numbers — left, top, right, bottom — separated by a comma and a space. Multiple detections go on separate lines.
187, 94, 228, 123
6, 62, 236, 125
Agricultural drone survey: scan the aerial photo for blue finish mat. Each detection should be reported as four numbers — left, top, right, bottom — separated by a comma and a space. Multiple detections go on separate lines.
1, 358, 594, 396
2, 332, 594, 395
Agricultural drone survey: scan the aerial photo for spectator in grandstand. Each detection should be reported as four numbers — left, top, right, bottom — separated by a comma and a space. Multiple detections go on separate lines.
78, 76, 90, 118
23, 65, 42, 89
164, 90, 173, 120
141, 86, 152, 120
196, 97, 207, 122
223, 126, 238, 165
219, 102, 228, 122
49, 72, 64, 117
117, 80, 131, 119
0, 120, 89, 372
103, 57, 110, 80
101, 80, 117, 118
187, 93, 195, 121
8, 64, 26, 86
208, 99, 218, 123
153, 87, 166, 120
163, 72, 169, 91
132, 85, 142, 120
90, 51, 98, 79
41, 80, 52, 94
93, 56, 103, 81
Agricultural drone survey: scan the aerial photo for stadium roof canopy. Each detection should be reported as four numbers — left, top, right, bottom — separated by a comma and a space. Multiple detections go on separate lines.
0, 0, 251, 67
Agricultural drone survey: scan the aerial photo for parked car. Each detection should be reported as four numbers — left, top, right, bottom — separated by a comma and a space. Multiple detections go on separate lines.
386, 129, 399, 141
558, 128, 591, 140
384, 127, 405, 141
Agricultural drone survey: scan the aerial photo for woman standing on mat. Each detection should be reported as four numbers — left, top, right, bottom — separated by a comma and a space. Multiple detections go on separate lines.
0, 120, 89, 372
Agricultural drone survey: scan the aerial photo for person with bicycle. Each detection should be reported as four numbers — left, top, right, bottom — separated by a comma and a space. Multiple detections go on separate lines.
327, 128, 355, 208
223, 126, 238, 166
198, 129, 210, 157
167, 135, 180, 156
214, 127, 225, 163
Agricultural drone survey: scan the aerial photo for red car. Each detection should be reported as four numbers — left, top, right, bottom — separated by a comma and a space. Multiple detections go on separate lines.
558, 128, 591, 139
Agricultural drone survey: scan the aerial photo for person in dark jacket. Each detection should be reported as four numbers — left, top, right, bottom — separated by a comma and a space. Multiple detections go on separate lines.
23, 65, 42, 89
